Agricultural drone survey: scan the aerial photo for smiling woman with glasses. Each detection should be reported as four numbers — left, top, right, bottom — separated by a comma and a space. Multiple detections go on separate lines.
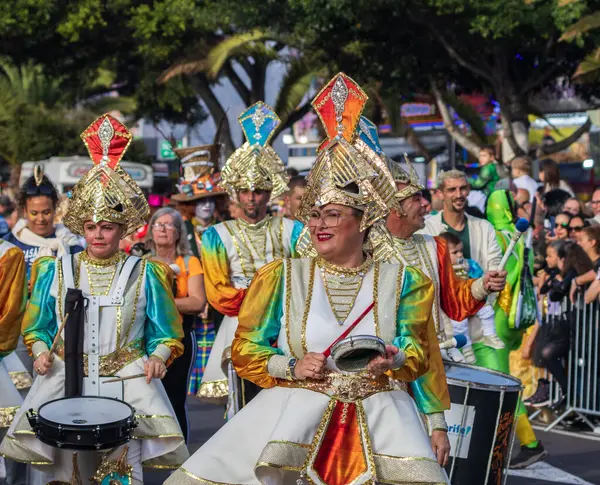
4, 166, 83, 281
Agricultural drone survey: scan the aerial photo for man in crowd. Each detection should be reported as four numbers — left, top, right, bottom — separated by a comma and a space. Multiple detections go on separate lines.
284, 175, 307, 220
591, 186, 600, 225
511, 156, 539, 204
198, 102, 302, 415
423, 170, 504, 364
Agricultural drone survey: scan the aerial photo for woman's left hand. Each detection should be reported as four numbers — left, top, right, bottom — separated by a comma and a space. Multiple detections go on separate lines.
367, 345, 399, 377
144, 356, 167, 383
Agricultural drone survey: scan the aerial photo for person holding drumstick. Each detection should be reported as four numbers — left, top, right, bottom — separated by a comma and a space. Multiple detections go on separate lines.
165, 73, 448, 485
0, 115, 187, 484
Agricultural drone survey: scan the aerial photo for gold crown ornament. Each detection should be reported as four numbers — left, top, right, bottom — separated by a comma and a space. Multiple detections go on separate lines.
63, 114, 150, 237
219, 101, 289, 202
296, 73, 395, 233
390, 154, 424, 202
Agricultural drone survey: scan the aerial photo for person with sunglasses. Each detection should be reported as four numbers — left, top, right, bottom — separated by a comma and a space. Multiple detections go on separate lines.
4, 167, 82, 282
545, 212, 571, 242
567, 214, 587, 244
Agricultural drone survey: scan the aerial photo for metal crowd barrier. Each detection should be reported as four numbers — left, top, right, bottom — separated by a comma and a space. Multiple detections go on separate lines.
529, 294, 600, 432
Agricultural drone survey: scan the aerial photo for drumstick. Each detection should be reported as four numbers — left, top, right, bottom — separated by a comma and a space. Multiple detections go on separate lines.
48, 313, 69, 362
102, 373, 147, 383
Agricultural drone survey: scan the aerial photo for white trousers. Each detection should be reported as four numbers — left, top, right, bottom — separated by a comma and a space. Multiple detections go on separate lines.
451, 303, 497, 346
32, 439, 142, 485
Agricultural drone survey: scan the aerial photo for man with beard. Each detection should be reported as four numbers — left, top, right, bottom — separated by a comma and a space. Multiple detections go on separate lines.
422, 170, 505, 368
198, 102, 303, 415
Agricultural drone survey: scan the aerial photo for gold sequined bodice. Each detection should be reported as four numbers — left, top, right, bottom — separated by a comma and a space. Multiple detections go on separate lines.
317, 256, 374, 325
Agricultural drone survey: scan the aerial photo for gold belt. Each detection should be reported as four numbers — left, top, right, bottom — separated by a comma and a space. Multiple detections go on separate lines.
56, 339, 145, 377
277, 370, 400, 401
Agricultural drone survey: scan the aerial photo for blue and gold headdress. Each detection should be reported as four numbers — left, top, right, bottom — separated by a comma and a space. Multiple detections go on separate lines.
219, 102, 289, 202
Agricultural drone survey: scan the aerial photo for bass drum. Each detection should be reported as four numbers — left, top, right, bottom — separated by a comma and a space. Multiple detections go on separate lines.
444, 363, 522, 485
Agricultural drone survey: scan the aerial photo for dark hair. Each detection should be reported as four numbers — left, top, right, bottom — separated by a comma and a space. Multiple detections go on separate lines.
421, 189, 432, 204
438, 231, 462, 247
288, 175, 307, 192
540, 159, 560, 189
17, 174, 59, 211
543, 189, 571, 217
480, 145, 495, 157
558, 242, 593, 276
568, 214, 587, 227
581, 226, 600, 254
286, 167, 299, 177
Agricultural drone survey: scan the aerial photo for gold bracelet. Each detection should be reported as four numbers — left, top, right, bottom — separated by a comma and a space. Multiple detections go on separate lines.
150, 354, 166, 364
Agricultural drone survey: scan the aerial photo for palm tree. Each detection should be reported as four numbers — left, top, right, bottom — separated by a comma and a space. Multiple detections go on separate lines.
560, 11, 600, 83
158, 30, 325, 155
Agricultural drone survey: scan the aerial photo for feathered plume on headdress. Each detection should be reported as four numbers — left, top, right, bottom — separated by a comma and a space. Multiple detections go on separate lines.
219, 101, 289, 202
63, 114, 149, 237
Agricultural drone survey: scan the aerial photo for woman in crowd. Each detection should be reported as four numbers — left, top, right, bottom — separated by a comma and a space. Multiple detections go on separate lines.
0, 115, 187, 484
546, 212, 571, 242
4, 168, 83, 281
563, 197, 583, 216
572, 226, 600, 301
165, 73, 448, 485
539, 159, 574, 196
567, 214, 587, 244
145, 207, 206, 442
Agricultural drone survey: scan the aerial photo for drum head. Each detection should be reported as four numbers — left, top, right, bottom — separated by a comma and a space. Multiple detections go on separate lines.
39, 397, 133, 426
331, 335, 385, 373
445, 362, 522, 390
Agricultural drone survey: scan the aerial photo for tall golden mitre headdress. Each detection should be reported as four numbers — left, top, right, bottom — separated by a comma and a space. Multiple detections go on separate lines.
63, 114, 150, 237
296, 73, 397, 233
219, 101, 289, 202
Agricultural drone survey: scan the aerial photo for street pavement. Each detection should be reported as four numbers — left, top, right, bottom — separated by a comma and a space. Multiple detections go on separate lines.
145, 397, 600, 485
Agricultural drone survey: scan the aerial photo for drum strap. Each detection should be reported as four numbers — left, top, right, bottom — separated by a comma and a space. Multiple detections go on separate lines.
322, 301, 375, 358
61, 255, 141, 397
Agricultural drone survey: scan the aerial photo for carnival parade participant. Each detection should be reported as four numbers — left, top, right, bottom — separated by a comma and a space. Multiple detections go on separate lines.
198, 102, 302, 414
355, 117, 505, 467
171, 142, 227, 397
0, 241, 27, 485
165, 72, 448, 485
0, 115, 188, 484
145, 207, 207, 443
485, 189, 547, 469
4, 168, 83, 282
423, 170, 505, 367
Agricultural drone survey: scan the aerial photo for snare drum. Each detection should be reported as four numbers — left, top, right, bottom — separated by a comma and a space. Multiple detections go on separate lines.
27, 396, 137, 450
443, 363, 522, 485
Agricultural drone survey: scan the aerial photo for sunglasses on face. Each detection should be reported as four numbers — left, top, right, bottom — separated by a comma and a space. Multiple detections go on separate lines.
558, 222, 569, 229
569, 226, 584, 232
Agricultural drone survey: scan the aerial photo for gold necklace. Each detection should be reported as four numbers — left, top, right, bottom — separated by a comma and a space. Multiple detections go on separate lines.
317, 256, 373, 325
80, 251, 125, 296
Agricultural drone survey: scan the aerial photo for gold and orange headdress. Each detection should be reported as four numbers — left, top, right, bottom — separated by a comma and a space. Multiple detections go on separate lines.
219, 101, 289, 202
63, 114, 150, 237
296, 73, 396, 233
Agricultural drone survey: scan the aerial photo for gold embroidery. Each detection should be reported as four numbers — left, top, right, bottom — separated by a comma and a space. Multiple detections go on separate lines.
356, 400, 376, 481
197, 379, 228, 404
284, 259, 297, 359
0, 406, 19, 428
301, 259, 317, 355
56, 339, 144, 376
373, 262, 380, 337
9, 371, 33, 389
277, 370, 398, 402
122, 259, 146, 346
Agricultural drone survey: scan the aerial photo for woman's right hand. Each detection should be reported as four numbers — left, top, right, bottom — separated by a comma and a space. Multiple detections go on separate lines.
34, 352, 53, 376
294, 352, 326, 380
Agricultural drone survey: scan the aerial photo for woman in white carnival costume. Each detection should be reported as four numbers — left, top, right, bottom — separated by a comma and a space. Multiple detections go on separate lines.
165, 73, 448, 485
0, 115, 188, 485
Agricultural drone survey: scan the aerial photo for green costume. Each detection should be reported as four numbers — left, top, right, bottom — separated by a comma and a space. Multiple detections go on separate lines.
469, 163, 499, 196
485, 189, 538, 447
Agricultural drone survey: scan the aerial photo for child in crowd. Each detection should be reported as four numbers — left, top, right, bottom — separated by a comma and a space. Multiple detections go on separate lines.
439, 232, 505, 364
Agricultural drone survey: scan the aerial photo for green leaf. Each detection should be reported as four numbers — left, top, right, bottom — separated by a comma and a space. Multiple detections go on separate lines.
572, 47, 600, 83
560, 11, 600, 41
274, 58, 322, 119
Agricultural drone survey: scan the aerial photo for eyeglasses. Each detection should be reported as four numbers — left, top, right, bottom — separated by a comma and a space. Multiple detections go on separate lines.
152, 222, 175, 231
308, 211, 354, 228
592, 200, 600, 205
569, 226, 584, 232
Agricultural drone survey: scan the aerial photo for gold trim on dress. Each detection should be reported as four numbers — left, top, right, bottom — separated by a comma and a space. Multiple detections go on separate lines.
277, 370, 398, 402
9, 371, 33, 390
197, 379, 228, 404
0, 406, 19, 428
